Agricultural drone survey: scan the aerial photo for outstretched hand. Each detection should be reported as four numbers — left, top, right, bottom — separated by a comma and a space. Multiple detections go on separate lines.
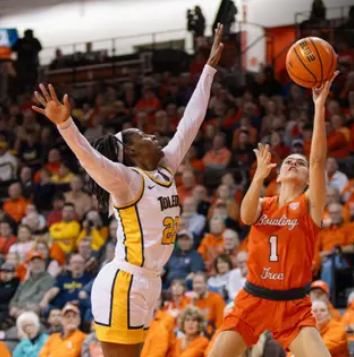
207, 23, 224, 68
253, 143, 277, 181
32, 84, 71, 125
312, 71, 339, 107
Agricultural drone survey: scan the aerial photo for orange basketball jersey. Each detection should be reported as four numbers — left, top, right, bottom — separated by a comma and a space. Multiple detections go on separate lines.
247, 193, 321, 290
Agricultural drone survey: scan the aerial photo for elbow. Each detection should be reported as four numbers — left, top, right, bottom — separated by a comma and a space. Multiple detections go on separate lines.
240, 211, 254, 226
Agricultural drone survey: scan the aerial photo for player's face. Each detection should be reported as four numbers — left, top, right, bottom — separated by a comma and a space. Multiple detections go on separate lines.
278, 154, 308, 186
184, 316, 199, 336
126, 129, 164, 168
312, 301, 330, 325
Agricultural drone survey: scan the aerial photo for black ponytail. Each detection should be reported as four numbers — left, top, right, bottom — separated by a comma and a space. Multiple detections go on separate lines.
88, 134, 123, 210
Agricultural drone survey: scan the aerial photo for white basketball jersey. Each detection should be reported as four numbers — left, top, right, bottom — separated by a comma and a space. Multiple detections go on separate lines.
113, 166, 180, 272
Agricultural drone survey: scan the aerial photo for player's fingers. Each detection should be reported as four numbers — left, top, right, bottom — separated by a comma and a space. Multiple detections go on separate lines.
269, 163, 277, 169
63, 94, 70, 108
217, 23, 223, 41
266, 151, 272, 163
48, 84, 59, 103
31, 106, 46, 115
39, 84, 51, 102
258, 143, 264, 156
329, 70, 340, 86
34, 91, 46, 107
253, 149, 260, 160
263, 144, 270, 157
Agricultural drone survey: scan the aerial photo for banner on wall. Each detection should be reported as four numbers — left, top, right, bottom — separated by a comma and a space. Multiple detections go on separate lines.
0, 29, 19, 59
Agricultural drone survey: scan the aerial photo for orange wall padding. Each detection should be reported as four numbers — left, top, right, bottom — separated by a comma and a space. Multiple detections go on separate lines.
265, 26, 296, 83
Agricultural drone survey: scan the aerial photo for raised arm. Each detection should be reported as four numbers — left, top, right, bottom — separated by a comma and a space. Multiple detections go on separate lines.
32, 85, 139, 204
240, 144, 276, 225
306, 72, 339, 227
162, 24, 224, 174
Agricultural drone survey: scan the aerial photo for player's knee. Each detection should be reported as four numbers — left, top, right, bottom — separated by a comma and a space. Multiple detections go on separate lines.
208, 331, 247, 357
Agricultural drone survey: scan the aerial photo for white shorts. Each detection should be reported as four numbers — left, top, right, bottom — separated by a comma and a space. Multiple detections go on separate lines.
91, 259, 161, 344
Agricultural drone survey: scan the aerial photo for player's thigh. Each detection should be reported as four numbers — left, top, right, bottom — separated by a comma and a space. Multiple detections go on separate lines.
101, 341, 143, 357
289, 326, 331, 357
208, 331, 247, 357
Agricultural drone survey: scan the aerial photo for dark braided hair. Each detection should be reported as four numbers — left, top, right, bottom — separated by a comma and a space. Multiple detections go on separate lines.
88, 133, 132, 210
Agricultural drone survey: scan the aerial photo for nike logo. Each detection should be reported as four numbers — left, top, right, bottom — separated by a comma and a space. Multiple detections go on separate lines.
148, 185, 156, 190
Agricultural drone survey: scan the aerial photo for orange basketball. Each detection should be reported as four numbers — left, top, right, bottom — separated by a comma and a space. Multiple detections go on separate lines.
286, 37, 337, 88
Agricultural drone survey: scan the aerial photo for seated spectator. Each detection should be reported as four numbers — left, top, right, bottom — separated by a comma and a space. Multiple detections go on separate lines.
164, 231, 204, 286
39, 254, 91, 310
77, 210, 108, 251
135, 88, 161, 115
220, 172, 244, 206
9, 224, 34, 262
323, 186, 350, 227
9, 251, 55, 318
177, 170, 197, 205
16, 128, 42, 170
13, 311, 48, 357
192, 272, 226, 336
326, 120, 349, 159
227, 251, 248, 301
221, 229, 240, 267
22, 204, 46, 229
49, 203, 81, 254
0, 263, 19, 323
341, 291, 354, 339
3, 182, 30, 223
208, 254, 232, 300
33, 169, 56, 212
173, 307, 209, 357
202, 133, 231, 170
142, 302, 175, 357
34, 148, 62, 182
269, 130, 290, 160
177, 145, 205, 182
181, 197, 206, 240
232, 116, 257, 148
0, 221, 16, 257
163, 279, 191, 320
309, 280, 341, 321
64, 176, 92, 219
46, 308, 62, 334
39, 304, 87, 357
0, 131, 18, 181
100, 242, 115, 268
19, 166, 34, 200
77, 239, 99, 275
331, 114, 352, 144
312, 300, 350, 357
192, 185, 211, 217
34, 241, 62, 278
46, 194, 65, 227
326, 157, 349, 194
50, 162, 75, 185
81, 322, 104, 357
208, 184, 239, 221
230, 129, 255, 167
198, 216, 226, 272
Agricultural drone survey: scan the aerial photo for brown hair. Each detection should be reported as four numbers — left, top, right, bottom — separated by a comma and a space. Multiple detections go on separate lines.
178, 307, 207, 334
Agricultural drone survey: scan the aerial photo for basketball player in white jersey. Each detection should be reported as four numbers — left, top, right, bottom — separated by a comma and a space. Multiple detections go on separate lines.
32, 24, 224, 357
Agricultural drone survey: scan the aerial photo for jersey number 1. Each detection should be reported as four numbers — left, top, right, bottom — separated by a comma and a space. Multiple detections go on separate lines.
269, 235, 279, 262
161, 216, 179, 245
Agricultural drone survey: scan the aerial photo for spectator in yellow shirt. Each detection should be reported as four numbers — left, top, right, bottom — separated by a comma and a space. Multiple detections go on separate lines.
39, 304, 87, 357
49, 203, 81, 253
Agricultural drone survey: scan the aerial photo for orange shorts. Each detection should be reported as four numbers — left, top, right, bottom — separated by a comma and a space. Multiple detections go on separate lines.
220, 289, 315, 350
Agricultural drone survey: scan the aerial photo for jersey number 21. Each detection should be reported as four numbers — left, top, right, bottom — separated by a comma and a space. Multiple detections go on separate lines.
161, 216, 179, 245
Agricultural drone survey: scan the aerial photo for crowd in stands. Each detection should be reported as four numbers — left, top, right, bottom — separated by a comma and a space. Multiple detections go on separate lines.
0, 1, 354, 356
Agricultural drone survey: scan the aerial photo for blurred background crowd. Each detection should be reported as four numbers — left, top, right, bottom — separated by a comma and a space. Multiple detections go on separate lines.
1, 0, 354, 356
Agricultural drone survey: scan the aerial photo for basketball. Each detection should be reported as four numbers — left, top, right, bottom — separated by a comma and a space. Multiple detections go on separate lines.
286, 37, 337, 88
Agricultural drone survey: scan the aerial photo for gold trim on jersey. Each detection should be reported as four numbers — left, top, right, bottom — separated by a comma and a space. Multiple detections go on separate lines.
117, 205, 144, 267
139, 166, 173, 187
113, 169, 145, 210
95, 270, 147, 344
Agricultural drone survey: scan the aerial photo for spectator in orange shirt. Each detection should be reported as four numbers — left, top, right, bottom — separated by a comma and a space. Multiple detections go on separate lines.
172, 306, 209, 357
326, 120, 349, 159
220, 172, 244, 206
135, 111, 156, 134
39, 304, 87, 357
192, 272, 226, 336
3, 182, 29, 223
177, 171, 196, 205
198, 216, 225, 272
318, 203, 354, 256
202, 133, 231, 170
342, 179, 354, 207
220, 229, 240, 268
0, 221, 16, 256
331, 114, 352, 143
309, 281, 341, 322
232, 116, 257, 148
323, 187, 350, 227
208, 185, 239, 221
302, 124, 313, 158
135, 88, 161, 115
0, 342, 10, 357
164, 279, 191, 321
341, 291, 354, 340
34, 148, 62, 183
312, 300, 350, 357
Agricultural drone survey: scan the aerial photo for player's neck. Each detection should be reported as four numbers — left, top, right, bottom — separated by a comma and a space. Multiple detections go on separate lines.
278, 184, 303, 207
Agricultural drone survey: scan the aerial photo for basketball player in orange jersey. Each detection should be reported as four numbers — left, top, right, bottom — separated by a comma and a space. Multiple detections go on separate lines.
208, 71, 340, 357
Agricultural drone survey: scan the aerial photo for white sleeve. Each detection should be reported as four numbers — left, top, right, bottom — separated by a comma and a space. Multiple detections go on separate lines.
57, 118, 141, 205
161, 65, 217, 174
